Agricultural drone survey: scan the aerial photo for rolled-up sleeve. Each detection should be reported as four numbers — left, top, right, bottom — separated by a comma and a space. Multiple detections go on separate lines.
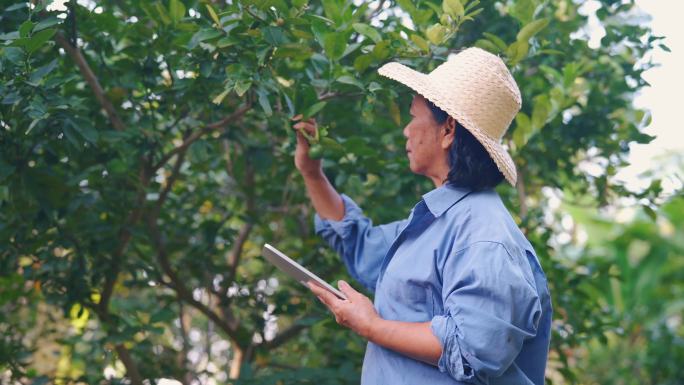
430, 241, 542, 384
315, 194, 406, 292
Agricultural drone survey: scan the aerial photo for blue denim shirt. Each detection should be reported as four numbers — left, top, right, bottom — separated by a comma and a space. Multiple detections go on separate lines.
314, 185, 552, 385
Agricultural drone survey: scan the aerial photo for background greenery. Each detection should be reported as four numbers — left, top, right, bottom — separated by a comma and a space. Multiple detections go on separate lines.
1, 0, 682, 384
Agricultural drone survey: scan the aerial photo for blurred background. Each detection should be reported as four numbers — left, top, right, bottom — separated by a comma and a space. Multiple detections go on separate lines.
1, 0, 682, 384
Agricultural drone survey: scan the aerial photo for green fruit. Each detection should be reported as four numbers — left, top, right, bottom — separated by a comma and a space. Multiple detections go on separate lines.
308, 144, 324, 159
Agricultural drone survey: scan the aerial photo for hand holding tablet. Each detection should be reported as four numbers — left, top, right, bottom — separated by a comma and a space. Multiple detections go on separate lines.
261, 243, 348, 301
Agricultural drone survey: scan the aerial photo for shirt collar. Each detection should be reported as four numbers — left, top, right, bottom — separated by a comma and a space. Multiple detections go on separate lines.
421, 184, 471, 218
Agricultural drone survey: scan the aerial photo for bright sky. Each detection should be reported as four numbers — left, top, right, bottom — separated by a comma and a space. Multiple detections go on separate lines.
614, 0, 684, 194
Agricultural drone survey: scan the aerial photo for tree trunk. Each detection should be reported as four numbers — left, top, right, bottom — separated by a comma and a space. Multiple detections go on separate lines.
229, 346, 244, 379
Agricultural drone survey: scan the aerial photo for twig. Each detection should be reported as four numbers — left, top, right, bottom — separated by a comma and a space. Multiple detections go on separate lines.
368, 0, 387, 21
225, 222, 254, 287
54, 32, 125, 131
152, 102, 252, 171
86, 303, 145, 385
222, 158, 255, 301
100, 162, 151, 311
157, 150, 186, 209
246, 316, 312, 363
148, 216, 251, 348
115, 345, 145, 385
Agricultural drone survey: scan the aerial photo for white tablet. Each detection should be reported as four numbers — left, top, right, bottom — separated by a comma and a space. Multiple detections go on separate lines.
261, 243, 348, 300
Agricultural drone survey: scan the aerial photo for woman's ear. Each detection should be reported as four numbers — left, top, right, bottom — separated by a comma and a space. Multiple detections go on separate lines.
441, 117, 456, 150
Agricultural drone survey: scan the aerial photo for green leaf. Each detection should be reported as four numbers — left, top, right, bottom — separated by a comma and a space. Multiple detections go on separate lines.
321, 0, 342, 25
353, 54, 374, 72
0, 31, 20, 41
155, 2, 172, 25
2, 47, 24, 64
483, 32, 508, 51
512, 112, 533, 149
531, 93, 552, 130
303, 101, 327, 119
371, 40, 390, 60
67, 118, 99, 144
465, 0, 481, 12
516, 18, 549, 42
410, 34, 430, 52
5, 3, 28, 11
188, 29, 223, 49
169, 0, 186, 24
34, 16, 61, 32
257, 89, 272, 116
352, 23, 381, 43
19, 21, 35, 38
150, 308, 176, 324
26, 116, 46, 135
273, 44, 313, 60
25, 29, 56, 54
216, 36, 238, 48
322, 33, 347, 61
509, 0, 537, 24
234, 80, 252, 97
336, 75, 364, 90
474, 39, 500, 54
368, 82, 382, 92
28, 59, 58, 84
212, 89, 230, 105
642, 205, 657, 221
442, 0, 464, 19
262, 26, 286, 46
426, 24, 446, 45
396, 0, 417, 15
205, 4, 221, 26
506, 40, 529, 65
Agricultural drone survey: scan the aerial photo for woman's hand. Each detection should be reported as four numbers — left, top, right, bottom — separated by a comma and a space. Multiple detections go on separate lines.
308, 280, 380, 340
292, 114, 322, 178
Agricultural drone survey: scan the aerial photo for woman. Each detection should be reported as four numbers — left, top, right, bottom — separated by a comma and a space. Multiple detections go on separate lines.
294, 47, 552, 385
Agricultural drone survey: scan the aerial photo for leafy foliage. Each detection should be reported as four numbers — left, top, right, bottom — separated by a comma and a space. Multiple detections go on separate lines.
0, 0, 674, 384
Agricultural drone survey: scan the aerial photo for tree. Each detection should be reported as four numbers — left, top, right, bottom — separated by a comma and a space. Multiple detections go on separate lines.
0, 0, 669, 384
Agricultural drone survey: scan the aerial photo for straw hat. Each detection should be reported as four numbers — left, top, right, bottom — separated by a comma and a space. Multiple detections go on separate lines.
378, 47, 521, 186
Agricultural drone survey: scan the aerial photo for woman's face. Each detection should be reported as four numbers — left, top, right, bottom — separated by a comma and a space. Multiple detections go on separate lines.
403, 95, 453, 185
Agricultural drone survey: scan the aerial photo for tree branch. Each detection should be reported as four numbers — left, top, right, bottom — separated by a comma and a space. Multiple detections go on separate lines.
225, 222, 254, 287
86, 304, 145, 385
100, 163, 151, 312
157, 150, 186, 210
260, 320, 308, 351
114, 345, 145, 385
153, 102, 252, 171
177, 301, 193, 385
54, 31, 125, 131
368, 0, 387, 21
245, 316, 314, 363
147, 216, 251, 349
222, 156, 256, 302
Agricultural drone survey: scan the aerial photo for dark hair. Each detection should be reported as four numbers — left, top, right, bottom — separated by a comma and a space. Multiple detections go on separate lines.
426, 99, 505, 191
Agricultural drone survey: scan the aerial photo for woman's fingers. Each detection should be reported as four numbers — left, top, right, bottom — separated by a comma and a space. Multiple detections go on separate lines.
293, 121, 316, 130
293, 122, 317, 144
295, 129, 309, 149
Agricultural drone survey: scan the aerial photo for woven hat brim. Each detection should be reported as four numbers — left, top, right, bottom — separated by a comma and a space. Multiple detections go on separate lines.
378, 62, 517, 186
